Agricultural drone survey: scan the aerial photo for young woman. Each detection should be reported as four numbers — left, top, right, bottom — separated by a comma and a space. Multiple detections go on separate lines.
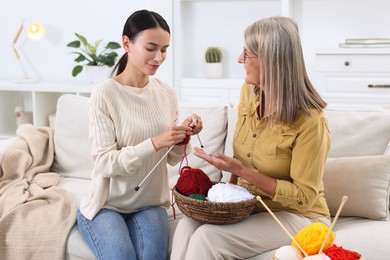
171, 16, 331, 260
77, 10, 202, 260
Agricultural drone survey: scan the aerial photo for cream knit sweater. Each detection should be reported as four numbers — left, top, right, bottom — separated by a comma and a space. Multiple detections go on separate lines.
80, 78, 188, 220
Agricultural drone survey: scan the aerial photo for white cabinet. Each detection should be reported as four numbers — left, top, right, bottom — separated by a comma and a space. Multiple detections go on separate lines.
0, 80, 93, 140
172, 0, 294, 104
314, 49, 390, 109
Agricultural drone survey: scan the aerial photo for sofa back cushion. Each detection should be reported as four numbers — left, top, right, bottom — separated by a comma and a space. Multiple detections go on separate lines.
324, 155, 390, 220
51, 94, 94, 179
325, 109, 390, 158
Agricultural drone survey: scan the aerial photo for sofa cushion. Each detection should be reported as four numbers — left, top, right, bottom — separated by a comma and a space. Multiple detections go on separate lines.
323, 155, 390, 220
332, 217, 390, 259
168, 103, 228, 188
220, 104, 238, 183
58, 177, 92, 208
51, 94, 94, 180
325, 109, 390, 158
0, 137, 18, 177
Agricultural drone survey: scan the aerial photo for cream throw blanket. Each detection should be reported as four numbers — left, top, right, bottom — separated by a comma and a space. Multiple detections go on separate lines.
0, 124, 76, 260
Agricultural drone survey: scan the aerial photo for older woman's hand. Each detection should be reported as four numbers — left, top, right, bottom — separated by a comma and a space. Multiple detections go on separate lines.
192, 146, 244, 175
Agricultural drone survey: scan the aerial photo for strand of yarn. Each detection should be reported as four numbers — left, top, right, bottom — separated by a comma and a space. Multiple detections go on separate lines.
176, 133, 211, 197
170, 132, 192, 219
170, 141, 189, 220
171, 126, 212, 218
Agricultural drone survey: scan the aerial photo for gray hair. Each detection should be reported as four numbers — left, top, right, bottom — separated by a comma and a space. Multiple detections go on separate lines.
244, 16, 326, 124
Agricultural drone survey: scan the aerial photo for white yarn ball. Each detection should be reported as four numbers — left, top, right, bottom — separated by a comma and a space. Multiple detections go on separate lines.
207, 183, 254, 202
273, 245, 303, 260
303, 253, 331, 260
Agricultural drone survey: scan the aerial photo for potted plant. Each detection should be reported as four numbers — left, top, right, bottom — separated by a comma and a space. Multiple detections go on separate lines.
205, 47, 223, 79
66, 33, 121, 83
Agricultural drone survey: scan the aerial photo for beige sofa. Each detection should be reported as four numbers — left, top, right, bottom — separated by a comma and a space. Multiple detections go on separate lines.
21, 94, 390, 259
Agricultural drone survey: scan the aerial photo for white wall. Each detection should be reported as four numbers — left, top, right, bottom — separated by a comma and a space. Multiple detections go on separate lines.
0, 0, 173, 84
2, 0, 390, 89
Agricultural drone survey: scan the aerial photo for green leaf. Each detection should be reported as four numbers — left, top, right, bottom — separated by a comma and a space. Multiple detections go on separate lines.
72, 65, 83, 77
106, 42, 121, 49
98, 54, 114, 66
67, 40, 80, 48
67, 33, 120, 68
94, 40, 102, 49
75, 33, 88, 46
75, 54, 87, 63
106, 52, 118, 58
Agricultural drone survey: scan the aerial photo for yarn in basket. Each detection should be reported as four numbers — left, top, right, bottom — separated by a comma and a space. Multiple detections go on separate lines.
175, 166, 212, 197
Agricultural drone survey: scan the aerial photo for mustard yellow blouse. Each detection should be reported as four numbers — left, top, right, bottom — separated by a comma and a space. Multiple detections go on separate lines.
234, 83, 331, 219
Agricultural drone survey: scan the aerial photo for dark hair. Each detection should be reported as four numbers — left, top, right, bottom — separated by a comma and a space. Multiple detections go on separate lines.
112, 9, 171, 76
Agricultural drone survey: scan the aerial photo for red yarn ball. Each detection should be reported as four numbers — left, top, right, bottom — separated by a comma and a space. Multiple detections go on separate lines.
176, 166, 212, 197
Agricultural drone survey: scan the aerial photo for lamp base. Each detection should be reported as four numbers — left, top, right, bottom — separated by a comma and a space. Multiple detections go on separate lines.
14, 76, 39, 84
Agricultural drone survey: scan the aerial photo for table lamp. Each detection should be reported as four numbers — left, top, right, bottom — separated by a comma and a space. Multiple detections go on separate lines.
12, 20, 46, 83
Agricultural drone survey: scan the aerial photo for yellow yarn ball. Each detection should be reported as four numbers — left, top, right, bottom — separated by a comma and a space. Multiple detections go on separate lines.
291, 222, 335, 255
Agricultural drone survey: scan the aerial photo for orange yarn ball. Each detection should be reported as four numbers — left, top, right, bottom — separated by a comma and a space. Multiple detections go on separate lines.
292, 222, 335, 255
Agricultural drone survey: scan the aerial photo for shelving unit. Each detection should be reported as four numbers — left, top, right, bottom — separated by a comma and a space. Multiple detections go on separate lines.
172, 0, 294, 104
0, 80, 94, 140
314, 48, 390, 109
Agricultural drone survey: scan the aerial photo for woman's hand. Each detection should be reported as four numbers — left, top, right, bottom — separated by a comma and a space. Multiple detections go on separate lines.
151, 125, 192, 151
151, 114, 203, 151
192, 146, 244, 175
181, 114, 203, 135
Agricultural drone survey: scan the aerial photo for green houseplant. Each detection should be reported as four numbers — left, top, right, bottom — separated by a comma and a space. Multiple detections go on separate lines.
66, 33, 121, 78
204, 47, 223, 78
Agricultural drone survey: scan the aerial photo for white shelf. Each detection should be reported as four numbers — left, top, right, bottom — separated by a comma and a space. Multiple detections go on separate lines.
173, 0, 293, 103
0, 80, 94, 139
0, 80, 97, 93
316, 48, 390, 55
179, 78, 244, 89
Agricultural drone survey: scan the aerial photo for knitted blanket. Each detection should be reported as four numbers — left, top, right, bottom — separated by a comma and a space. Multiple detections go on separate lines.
0, 124, 76, 260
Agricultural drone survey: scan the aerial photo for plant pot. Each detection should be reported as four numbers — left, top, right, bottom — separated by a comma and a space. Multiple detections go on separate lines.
85, 65, 112, 83
205, 63, 223, 79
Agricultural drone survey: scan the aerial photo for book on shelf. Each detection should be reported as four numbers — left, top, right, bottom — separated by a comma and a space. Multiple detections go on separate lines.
345, 38, 390, 44
339, 43, 390, 48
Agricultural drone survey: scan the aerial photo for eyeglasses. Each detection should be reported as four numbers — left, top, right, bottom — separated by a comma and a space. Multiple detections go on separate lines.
242, 47, 257, 63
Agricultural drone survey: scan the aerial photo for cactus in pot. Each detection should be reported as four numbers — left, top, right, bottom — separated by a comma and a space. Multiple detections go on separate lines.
204, 47, 223, 78
205, 47, 222, 63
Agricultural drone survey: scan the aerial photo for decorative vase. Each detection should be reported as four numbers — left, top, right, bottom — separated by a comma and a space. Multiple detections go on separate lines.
85, 65, 112, 83
205, 63, 223, 79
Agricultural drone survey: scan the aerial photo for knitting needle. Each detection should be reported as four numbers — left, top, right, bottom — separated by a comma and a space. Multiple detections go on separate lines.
196, 134, 204, 148
135, 145, 175, 191
188, 121, 204, 148
318, 195, 348, 254
135, 123, 204, 191
256, 196, 308, 257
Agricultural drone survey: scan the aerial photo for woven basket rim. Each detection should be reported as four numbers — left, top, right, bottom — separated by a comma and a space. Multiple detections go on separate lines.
173, 185, 257, 206
172, 184, 257, 224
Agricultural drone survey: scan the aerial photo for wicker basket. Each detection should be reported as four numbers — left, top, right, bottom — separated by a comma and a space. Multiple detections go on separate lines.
173, 185, 257, 225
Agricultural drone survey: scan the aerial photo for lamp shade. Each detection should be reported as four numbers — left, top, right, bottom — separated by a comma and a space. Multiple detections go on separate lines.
12, 20, 46, 83
27, 23, 45, 41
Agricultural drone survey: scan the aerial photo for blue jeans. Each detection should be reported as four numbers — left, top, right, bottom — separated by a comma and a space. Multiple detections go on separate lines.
77, 207, 169, 260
